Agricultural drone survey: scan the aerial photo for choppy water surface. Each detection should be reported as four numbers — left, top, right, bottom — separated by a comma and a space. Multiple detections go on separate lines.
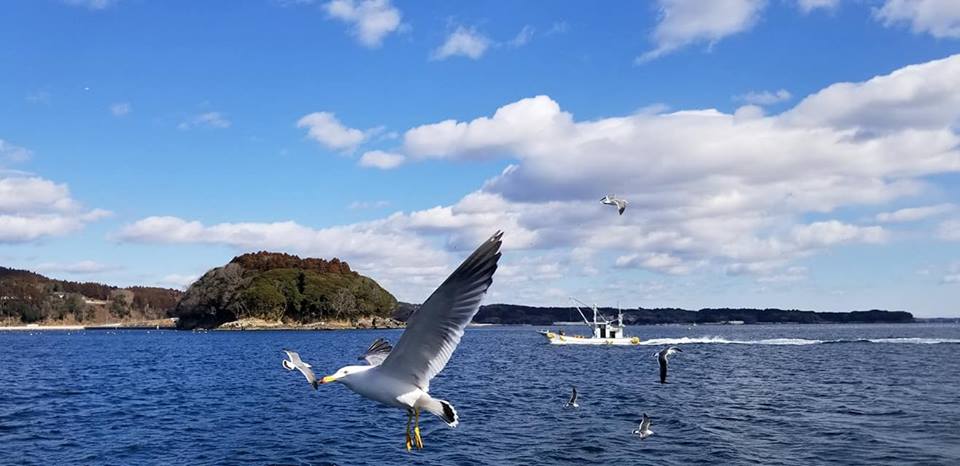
2, 323, 959, 465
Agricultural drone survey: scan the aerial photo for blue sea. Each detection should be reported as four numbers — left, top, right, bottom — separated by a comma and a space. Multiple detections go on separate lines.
2, 323, 960, 465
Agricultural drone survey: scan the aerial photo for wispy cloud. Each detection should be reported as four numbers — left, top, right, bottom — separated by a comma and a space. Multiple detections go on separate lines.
35, 260, 120, 275
875, 0, 960, 39
0, 140, 32, 164
156, 273, 200, 290
359, 150, 405, 169
348, 200, 391, 209
637, 0, 766, 63
110, 102, 131, 117
734, 89, 792, 105
63, 0, 118, 10
432, 26, 492, 60
508, 25, 535, 48
25, 90, 52, 105
875, 204, 955, 223
797, 0, 839, 13
178, 112, 231, 130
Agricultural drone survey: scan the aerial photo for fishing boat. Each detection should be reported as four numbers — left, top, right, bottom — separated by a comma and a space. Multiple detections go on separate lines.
538, 298, 640, 346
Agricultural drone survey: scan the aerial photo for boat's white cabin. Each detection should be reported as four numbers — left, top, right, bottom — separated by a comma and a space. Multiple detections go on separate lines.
594, 321, 625, 339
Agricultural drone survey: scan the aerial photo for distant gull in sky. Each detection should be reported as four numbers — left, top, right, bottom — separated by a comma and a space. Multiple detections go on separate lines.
565, 386, 579, 408
656, 346, 682, 384
282, 349, 319, 389
600, 194, 628, 215
633, 413, 654, 439
316, 231, 503, 451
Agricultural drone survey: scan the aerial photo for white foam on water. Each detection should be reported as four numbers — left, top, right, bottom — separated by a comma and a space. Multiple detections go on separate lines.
637, 336, 960, 346
866, 338, 960, 344
637, 336, 820, 346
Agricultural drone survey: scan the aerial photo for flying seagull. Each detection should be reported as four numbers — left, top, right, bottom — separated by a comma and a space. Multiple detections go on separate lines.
565, 386, 579, 408
282, 349, 319, 389
317, 231, 503, 451
656, 346, 682, 384
633, 413, 653, 439
600, 195, 628, 215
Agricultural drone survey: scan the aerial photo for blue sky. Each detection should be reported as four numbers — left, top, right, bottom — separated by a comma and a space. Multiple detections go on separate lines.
2, 0, 960, 316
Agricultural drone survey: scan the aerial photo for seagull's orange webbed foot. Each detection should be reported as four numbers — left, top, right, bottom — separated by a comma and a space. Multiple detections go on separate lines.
405, 410, 413, 451
414, 408, 424, 449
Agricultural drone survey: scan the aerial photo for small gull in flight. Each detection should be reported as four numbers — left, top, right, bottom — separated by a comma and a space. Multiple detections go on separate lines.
600, 194, 628, 215
633, 413, 654, 439
282, 349, 319, 390
316, 231, 503, 451
656, 346, 682, 384
565, 386, 579, 408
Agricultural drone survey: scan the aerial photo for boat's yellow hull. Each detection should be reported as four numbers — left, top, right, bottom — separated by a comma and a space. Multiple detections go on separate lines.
540, 331, 640, 346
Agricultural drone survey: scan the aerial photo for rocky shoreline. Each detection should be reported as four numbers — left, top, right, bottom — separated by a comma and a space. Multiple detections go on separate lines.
213, 316, 404, 331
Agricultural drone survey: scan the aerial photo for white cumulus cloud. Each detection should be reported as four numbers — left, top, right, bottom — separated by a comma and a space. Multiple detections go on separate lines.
0, 175, 111, 243
117, 55, 960, 302
297, 112, 368, 151
325, 0, 402, 48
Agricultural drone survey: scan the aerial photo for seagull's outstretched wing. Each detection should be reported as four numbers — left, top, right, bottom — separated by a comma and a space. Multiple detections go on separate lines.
283, 349, 306, 367
379, 231, 503, 390
640, 413, 651, 431
568, 386, 578, 405
617, 200, 627, 215
358, 337, 393, 366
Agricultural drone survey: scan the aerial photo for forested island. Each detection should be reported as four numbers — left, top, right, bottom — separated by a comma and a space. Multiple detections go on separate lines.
170, 252, 398, 329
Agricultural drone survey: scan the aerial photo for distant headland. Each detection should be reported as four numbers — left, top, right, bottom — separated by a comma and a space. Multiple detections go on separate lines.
451, 304, 915, 326
2, 256, 914, 330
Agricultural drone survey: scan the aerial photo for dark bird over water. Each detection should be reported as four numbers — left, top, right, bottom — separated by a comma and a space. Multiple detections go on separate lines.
565, 386, 579, 408
656, 346, 682, 384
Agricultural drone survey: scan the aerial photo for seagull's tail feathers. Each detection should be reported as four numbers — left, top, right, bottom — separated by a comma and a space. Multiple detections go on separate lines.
419, 396, 459, 428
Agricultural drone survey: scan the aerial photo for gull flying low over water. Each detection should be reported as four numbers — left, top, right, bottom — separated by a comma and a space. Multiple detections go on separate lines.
282, 349, 319, 389
656, 346, 682, 384
565, 386, 579, 408
316, 231, 503, 451
633, 413, 653, 439
600, 195, 628, 215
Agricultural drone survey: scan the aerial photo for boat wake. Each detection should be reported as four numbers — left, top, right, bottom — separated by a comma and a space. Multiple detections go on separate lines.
637, 336, 960, 346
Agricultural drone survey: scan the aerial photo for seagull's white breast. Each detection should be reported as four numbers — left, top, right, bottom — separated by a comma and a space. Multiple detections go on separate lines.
341, 367, 425, 410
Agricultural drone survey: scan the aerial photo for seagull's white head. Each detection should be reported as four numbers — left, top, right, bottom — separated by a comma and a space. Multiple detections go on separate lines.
320, 365, 370, 385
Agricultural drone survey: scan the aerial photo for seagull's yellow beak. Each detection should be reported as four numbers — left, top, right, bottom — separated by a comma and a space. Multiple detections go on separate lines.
320, 375, 338, 384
